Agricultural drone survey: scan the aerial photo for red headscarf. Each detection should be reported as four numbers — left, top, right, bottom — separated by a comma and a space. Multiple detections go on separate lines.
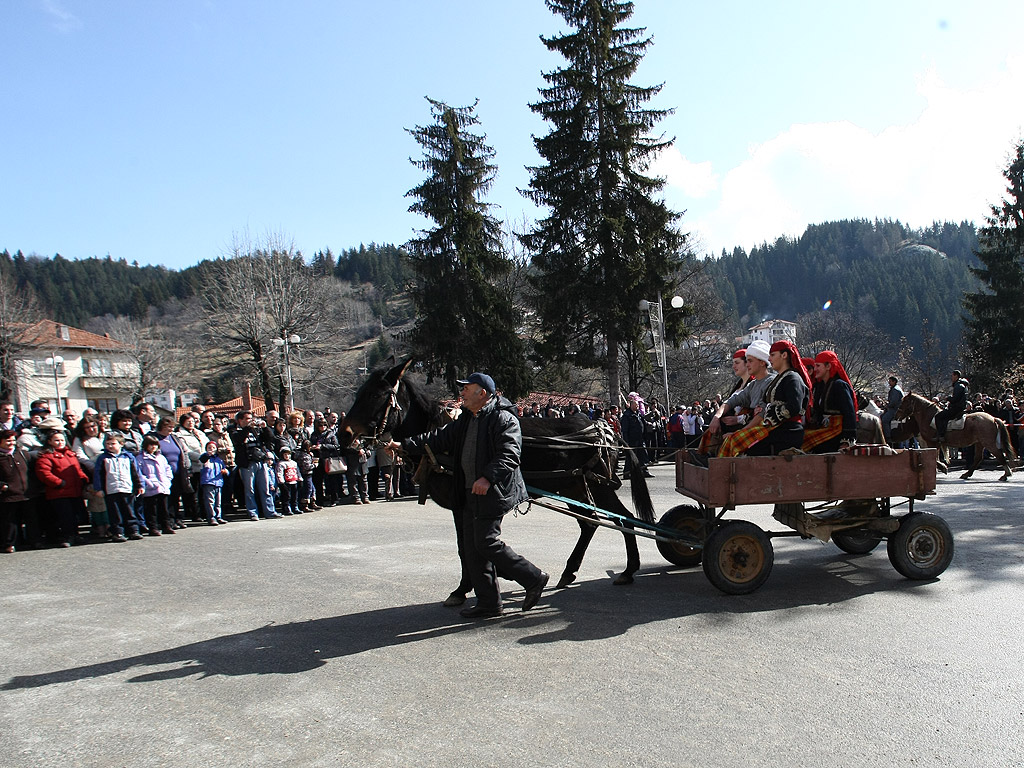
732, 348, 746, 359
813, 350, 858, 410
770, 340, 813, 395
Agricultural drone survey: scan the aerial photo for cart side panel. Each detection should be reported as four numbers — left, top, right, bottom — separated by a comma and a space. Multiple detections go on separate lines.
676, 449, 937, 506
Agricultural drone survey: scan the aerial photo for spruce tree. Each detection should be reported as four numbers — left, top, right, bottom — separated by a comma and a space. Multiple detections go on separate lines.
405, 98, 530, 398
964, 140, 1024, 387
521, 0, 687, 401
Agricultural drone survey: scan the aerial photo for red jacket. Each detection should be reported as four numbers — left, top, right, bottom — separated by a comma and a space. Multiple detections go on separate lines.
35, 447, 89, 500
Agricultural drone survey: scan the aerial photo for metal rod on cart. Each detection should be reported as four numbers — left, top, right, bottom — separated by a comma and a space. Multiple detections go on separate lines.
526, 497, 703, 548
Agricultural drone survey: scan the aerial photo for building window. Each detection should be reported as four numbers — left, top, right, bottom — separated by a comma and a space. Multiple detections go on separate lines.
35, 359, 66, 376
83, 358, 113, 376
87, 398, 119, 413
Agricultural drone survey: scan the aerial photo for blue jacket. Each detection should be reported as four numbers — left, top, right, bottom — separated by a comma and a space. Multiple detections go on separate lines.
199, 453, 226, 487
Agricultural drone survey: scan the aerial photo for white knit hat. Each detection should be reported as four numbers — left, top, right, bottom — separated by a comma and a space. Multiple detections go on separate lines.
746, 340, 771, 363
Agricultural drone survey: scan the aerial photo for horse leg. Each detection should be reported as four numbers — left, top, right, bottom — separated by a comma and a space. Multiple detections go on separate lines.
960, 442, 983, 480
612, 517, 641, 585
556, 516, 598, 589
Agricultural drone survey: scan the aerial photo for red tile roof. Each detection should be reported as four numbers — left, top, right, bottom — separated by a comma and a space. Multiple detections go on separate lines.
19, 320, 126, 351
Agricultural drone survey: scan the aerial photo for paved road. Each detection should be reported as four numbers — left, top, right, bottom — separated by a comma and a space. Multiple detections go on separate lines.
1, 461, 1022, 768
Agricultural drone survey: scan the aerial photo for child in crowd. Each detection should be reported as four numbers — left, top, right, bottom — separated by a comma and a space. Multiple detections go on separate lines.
35, 430, 90, 547
346, 438, 370, 505
92, 433, 143, 541
136, 434, 174, 535
261, 451, 279, 518
199, 441, 229, 525
275, 447, 301, 516
294, 440, 319, 511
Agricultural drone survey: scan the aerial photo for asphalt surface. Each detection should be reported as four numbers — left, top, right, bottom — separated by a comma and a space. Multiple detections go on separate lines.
1, 461, 1022, 768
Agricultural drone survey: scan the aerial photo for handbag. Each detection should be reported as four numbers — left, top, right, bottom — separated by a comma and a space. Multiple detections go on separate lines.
325, 456, 348, 474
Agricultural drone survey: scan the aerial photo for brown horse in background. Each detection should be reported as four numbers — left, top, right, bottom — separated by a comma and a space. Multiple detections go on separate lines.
894, 392, 1016, 481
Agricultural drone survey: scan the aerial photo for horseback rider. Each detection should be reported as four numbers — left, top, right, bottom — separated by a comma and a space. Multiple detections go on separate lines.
881, 375, 904, 440
935, 370, 969, 442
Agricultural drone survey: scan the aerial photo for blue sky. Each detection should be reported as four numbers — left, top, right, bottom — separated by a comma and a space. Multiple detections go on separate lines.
3, 1, 1023, 269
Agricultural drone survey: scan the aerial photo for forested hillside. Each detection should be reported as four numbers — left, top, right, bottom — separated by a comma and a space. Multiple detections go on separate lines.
703, 219, 979, 348
4, 223, 979, 351
0, 243, 411, 326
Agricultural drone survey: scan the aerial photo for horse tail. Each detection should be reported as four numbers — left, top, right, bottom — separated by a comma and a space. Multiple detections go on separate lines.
624, 448, 656, 524
998, 419, 1018, 460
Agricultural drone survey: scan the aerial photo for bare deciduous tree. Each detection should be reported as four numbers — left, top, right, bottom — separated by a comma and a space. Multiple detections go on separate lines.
201, 231, 342, 412
0, 268, 43, 403
796, 308, 895, 390
90, 314, 184, 406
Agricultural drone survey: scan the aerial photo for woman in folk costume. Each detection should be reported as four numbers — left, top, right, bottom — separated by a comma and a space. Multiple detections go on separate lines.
719, 340, 811, 457
802, 350, 858, 453
696, 348, 753, 456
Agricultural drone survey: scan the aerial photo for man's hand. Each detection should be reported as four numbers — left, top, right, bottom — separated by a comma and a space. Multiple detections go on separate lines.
708, 416, 722, 434
471, 476, 491, 495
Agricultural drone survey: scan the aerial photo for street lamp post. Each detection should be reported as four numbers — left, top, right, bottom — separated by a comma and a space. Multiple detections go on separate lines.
272, 334, 301, 413
45, 353, 64, 415
639, 295, 684, 411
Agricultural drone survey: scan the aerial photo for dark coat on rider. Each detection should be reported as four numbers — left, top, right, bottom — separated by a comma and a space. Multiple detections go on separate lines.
400, 395, 527, 519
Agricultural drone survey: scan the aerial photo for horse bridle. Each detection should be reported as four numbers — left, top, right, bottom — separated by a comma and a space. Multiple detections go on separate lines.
369, 379, 403, 447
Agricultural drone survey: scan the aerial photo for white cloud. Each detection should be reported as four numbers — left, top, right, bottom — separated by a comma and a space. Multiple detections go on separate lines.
39, 0, 81, 32
678, 55, 1024, 255
651, 149, 718, 198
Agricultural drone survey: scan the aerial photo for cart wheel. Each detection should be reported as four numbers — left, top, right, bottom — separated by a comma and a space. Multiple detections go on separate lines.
832, 529, 882, 555
886, 513, 954, 579
655, 505, 708, 567
702, 521, 774, 595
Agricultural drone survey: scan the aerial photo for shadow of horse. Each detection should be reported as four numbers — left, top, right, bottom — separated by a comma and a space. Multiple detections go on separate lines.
3, 555, 943, 691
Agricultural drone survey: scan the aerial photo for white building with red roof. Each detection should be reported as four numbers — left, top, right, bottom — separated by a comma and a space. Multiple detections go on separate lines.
9, 320, 139, 416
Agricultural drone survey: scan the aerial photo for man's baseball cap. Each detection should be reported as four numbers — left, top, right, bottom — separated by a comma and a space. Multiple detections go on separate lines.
456, 372, 495, 394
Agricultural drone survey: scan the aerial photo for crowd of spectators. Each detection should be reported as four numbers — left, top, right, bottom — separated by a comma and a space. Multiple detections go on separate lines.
0, 400, 410, 554
4, 379, 1019, 554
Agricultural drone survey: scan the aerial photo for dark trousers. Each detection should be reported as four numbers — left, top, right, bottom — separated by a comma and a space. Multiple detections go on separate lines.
46, 497, 82, 545
169, 475, 196, 523
280, 483, 299, 515
144, 494, 170, 532
463, 505, 543, 609
0, 500, 26, 549
105, 492, 138, 536
747, 425, 805, 456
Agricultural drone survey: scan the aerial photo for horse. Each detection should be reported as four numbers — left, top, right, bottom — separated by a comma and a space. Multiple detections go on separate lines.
894, 392, 1016, 481
856, 411, 886, 445
339, 359, 657, 589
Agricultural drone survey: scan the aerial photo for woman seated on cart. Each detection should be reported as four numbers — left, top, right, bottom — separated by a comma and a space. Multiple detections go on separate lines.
717, 340, 811, 458
802, 350, 858, 453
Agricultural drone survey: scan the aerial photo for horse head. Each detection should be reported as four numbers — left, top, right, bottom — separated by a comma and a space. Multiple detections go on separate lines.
340, 358, 414, 448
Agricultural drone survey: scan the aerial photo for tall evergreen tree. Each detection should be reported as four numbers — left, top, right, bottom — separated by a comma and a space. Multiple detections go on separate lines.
521, 0, 687, 401
405, 97, 530, 398
964, 140, 1024, 387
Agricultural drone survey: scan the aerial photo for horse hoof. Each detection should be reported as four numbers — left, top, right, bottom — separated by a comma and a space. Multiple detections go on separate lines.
960, 472, 971, 480
612, 573, 634, 586
555, 574, 576, 589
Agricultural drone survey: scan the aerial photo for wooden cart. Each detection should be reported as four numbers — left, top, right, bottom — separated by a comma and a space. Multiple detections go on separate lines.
657, 448, 953, 594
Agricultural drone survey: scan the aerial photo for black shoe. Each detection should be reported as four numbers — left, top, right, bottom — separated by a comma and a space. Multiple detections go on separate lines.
642, 469, 654, 478
443, 592, 467, 607
688, 452, 709, 468
522, 572, 549, 611
459, 604, 503, 619
110, 534, 128, 542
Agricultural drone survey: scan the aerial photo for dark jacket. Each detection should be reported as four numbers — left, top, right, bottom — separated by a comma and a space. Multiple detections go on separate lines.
620, 408, 645, 448
0, 448, 31, 503
231, 425, 276, 468
402, 395, 528, 518
948, 377, 969, 418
